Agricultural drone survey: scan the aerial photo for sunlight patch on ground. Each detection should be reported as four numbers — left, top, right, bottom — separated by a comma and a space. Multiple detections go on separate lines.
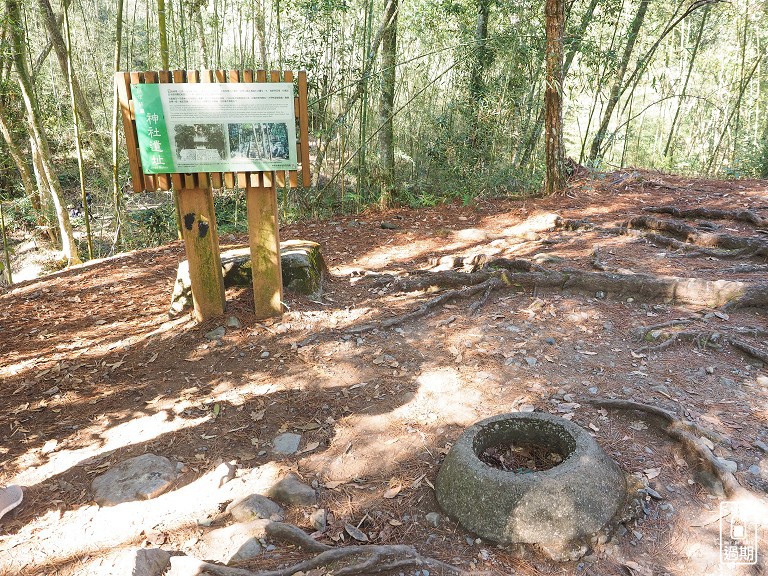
4, 462, 287, 574
12, 408, 209, 486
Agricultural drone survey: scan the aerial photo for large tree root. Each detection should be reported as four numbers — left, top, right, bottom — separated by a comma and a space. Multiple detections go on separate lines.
624, 216, 768, 257
165, 521, 466, 576
618, 227, 755, 259
643, 206, 768, 228
369, 262, 768, 308
586, 398, 749, 498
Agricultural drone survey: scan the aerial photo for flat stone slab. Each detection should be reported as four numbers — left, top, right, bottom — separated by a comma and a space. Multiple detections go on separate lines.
91, 454, 179, 506
272, 432, 302, 455
169, 240, 326, 316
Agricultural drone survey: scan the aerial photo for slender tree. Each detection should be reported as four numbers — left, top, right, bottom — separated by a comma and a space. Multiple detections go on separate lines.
544, 0, 565, 195
378, 0, 398, 208
8, 0, 80, 264
588, 0, 649, 160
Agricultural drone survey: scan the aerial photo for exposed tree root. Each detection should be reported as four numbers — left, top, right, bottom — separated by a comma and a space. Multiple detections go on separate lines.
619, 227, 754, 258
634, 321, 767, 364
624, 216, 768, 257
587, 399, 747, 498
166, 524, 466, 576
728, 339, 768, 365
643, 206, 768, 228
348, 275, 504, 334
723, 264, 768, 273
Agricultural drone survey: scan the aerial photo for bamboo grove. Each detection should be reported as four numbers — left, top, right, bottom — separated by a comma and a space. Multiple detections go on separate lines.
0, 0, 767, 264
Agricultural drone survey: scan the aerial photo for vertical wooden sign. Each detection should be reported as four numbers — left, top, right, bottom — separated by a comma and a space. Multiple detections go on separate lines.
116, 69, 310, 322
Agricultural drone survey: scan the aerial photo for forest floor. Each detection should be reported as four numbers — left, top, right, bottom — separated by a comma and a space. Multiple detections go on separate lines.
1, 169, 768, 576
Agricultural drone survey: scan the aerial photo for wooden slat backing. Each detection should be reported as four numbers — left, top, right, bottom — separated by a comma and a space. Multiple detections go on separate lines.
115, 72, 144, 193
119, 68, 310, 192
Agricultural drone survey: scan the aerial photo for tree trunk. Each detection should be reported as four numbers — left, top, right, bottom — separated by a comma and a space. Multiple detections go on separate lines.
588, 0, 649, 161
35, 0, 96, 133
377, 0, 398, 208
254, 0, 268, 68
8, 0, 80, 264
469, 0, 491, 101
190, 0, 209, 68
0, 100, 38, 202
544, 0, 565, 195
64, 0, 93, 259
158, 0, 170, 69
112, 0, 125, 249
517, 0, 599, 169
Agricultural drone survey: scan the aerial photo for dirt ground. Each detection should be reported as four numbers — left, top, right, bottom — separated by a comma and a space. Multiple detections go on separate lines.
1, 170, 767, 576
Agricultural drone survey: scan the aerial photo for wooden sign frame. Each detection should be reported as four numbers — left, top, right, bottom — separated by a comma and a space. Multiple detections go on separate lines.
116, 69, 311, 321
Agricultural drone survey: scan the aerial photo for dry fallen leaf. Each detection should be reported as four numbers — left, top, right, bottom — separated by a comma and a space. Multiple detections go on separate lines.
643, 467, 661, 479
299, 441, 320, 454
344, 523, 368, 542
383, 485, 402, 499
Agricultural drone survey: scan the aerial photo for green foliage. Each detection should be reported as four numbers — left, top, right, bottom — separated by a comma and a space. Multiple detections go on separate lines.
125, 203, 178, 248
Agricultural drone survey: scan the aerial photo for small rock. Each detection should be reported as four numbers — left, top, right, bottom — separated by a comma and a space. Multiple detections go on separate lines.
225, 316, 242, 329
260, 351, 270, 359
524, 357, 538, 367
615, 525, 628, 537
756, 375, 768, 387
595, 291, 606, 299
272, 432, 302, 455
425, 512, 441, 527
311, 508, 327, 531
562, 393, 574, 403
267, 473, 317, 506
754, 440, 768, 454
205, 326, 226, 341
659, 503, 674, 512
694, 470, 725, 497
717, 458, 738, 473
643, 487, 662, 500
603, 322, 613, 331
106, 548, 171, 576
545, 337, 556, 345
706, 366, 715, 375
227, 494, 284, 522
197, 520, 265, 564
748, 465, 762, 476
588, 387, 598, 394
380, 221, 399, 230
91, 454, 178, 506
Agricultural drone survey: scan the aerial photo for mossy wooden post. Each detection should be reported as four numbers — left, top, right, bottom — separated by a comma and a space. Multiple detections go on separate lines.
246, 176, 283, 319
177, 185, 226, 320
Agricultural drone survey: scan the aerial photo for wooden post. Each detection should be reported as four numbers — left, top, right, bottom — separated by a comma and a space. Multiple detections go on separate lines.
177, 186, 226, 320
246, 177, 283, 319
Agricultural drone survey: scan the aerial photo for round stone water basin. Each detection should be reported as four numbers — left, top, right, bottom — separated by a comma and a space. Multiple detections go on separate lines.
435, 412, 626, 554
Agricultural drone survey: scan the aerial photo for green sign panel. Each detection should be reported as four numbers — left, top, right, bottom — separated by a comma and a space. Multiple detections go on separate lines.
132, 82, 298, 174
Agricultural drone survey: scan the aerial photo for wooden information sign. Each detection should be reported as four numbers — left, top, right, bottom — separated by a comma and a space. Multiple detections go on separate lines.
116, 69, 311, 321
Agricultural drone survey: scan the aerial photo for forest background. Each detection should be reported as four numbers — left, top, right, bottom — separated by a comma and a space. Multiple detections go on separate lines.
0, 0, 767, 269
